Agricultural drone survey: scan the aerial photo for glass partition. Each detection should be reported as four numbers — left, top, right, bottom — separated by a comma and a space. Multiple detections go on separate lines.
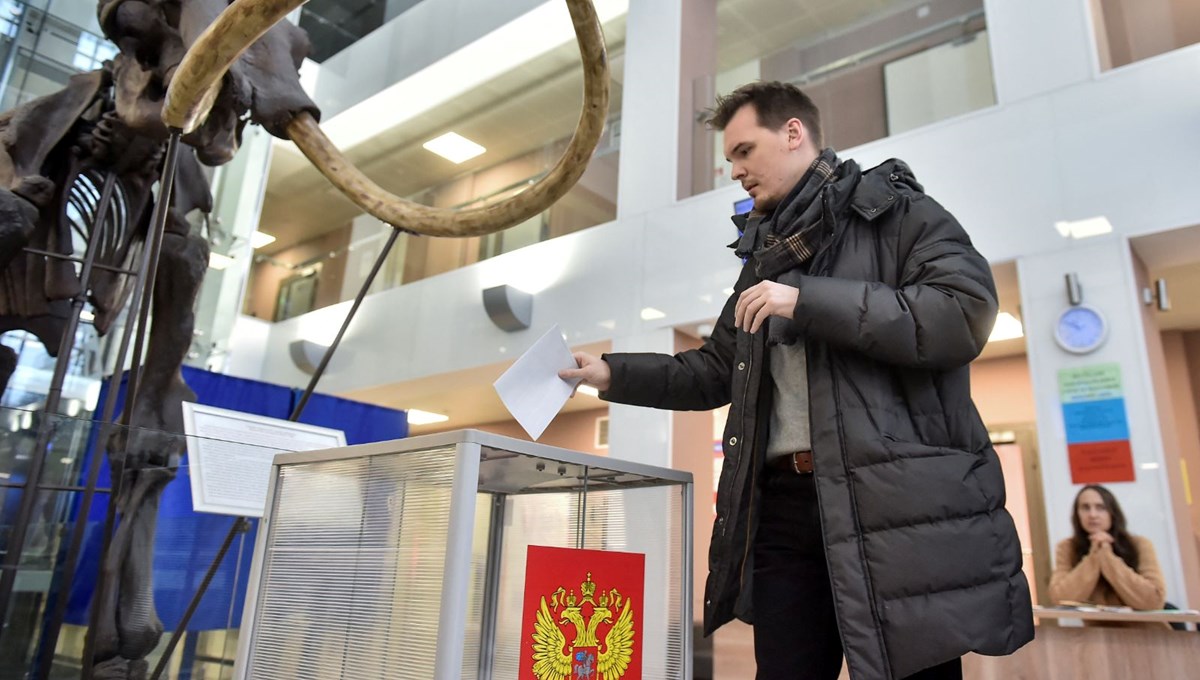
694, 0, 994, 195
0, 0, 111, 112
299, 0, 422, 63
0, 406, 289, 679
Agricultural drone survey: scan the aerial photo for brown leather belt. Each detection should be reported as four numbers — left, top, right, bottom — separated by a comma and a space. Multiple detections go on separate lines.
766, 451, 814, 475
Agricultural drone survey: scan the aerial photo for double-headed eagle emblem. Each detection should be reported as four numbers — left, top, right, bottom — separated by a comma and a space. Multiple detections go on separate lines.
531, 572, 635, 680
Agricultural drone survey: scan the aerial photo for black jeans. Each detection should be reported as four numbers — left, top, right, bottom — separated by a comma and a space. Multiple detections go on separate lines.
752, 469, 962, 680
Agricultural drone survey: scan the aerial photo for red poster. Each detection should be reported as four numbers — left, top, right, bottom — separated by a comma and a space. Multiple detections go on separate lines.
1068, 440, 1135, 484
518, 545, 645, 680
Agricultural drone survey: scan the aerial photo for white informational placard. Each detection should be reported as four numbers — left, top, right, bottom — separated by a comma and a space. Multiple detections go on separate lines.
181, 403, 347, 517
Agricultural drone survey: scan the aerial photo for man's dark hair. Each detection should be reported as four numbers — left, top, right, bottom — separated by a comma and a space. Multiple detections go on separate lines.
1070, 484, 1140, 570
707, 81, 823, 148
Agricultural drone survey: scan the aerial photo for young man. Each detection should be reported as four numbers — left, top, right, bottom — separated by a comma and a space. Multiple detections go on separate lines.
560, 81, 1033, 679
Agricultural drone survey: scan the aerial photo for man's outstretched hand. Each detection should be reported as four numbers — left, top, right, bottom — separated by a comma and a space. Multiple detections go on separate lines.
559, 351, 611, 395
735, 281, 799, 333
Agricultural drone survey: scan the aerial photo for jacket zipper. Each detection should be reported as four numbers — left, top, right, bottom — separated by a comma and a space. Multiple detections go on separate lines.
737, 343, 757, 591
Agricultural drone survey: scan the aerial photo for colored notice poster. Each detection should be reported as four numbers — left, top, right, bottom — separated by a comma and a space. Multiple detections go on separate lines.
1058, 364, 1135, 484
519, 546, 645, 680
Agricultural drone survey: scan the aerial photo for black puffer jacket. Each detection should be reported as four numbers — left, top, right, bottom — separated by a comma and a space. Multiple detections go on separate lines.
602, 159, 1034, 679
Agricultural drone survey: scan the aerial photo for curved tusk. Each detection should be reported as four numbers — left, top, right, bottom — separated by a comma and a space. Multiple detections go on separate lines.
162, 0, 308, 133
162, 0, 609, 238
286, 0, 609, 237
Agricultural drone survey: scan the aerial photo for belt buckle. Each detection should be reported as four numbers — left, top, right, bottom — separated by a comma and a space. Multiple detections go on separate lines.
790, 451, 813, 475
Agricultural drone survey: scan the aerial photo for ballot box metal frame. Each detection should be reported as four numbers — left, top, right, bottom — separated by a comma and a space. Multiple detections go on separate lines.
233, 429, 695, 680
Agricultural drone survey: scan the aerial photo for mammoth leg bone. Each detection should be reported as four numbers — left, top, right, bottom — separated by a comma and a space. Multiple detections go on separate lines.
91, 228, 208, 678
92, 466, 175, 680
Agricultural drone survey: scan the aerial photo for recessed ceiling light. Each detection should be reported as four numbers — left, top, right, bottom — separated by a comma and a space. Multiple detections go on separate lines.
209, 252, 234, 270
577, 385, 599, 398
423, 132, 486, 164
988, 430, 1016, 444
406, 409, 449, 425
1054, 216, 1113, 239
640, 307, 666, 321
988, 312, 1024, 342
251, 231, 277, 249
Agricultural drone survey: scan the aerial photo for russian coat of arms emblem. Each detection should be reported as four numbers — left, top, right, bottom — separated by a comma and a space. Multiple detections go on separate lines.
519, 546, 645, 680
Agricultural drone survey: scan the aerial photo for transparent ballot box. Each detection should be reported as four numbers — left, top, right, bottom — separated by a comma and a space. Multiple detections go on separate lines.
234, 430, 694, 680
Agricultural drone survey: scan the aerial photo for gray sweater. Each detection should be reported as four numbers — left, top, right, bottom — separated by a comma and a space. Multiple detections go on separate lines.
766, 340, 811, 458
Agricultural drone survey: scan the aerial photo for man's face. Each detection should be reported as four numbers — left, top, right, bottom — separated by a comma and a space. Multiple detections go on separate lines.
722, 104, 811, 211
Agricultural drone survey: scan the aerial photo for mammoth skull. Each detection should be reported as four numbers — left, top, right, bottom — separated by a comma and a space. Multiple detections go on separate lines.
100, 0, 319, 166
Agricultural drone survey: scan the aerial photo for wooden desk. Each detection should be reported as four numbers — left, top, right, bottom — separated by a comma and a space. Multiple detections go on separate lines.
1031, 605, 1200, 626
714, 611, 1200, 680
964, 615, 1200, 680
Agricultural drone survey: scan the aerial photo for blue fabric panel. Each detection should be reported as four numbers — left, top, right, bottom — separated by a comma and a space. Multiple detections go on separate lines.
64, 367, 407, 631
292, 390, 409, 445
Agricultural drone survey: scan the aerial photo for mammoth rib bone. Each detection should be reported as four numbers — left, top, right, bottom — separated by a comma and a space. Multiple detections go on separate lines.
163, 0, 610, 238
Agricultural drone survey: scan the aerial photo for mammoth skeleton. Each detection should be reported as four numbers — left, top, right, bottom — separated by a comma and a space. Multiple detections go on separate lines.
0, 1, 608, 678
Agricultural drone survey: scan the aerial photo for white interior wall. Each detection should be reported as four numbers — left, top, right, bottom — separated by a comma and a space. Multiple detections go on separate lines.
225, 315, 272, 382
258, 41, 1200, 392
983, 0, 1097, 102
1018, 237, 1189, 606
616, 0, 685, 217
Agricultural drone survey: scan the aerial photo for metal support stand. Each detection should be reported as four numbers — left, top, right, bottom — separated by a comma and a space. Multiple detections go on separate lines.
290, 227, 400, 419
0, 170, 118, 645
476, 494, 506, 680
80, 130, 183, 680
148, 517, 246, 680
146, 225, 403, 680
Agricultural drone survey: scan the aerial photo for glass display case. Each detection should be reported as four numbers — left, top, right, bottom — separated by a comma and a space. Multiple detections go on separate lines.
235, 429, 694, 680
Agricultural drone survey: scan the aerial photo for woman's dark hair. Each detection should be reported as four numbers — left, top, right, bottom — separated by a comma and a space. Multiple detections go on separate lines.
1071, 484, 1139, 570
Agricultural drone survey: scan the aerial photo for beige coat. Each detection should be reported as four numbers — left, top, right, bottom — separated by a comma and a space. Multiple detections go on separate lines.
1048, 536, 1166, 623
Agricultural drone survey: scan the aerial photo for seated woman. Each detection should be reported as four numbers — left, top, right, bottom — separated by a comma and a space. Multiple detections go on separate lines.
1048, 484, 1166, 617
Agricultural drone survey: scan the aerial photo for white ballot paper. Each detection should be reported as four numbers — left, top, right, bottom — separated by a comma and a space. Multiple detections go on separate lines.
494, 324, 582, 440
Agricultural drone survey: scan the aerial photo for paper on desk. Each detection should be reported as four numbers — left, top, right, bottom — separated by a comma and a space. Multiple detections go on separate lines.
494, 324, 582, 440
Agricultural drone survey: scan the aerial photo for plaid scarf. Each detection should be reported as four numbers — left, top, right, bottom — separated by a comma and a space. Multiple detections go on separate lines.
748, 148, 841, 345
754, 148, 840, 280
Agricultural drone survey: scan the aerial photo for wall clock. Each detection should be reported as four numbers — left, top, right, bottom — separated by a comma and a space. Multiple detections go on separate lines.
1054, 305, 1108, 354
